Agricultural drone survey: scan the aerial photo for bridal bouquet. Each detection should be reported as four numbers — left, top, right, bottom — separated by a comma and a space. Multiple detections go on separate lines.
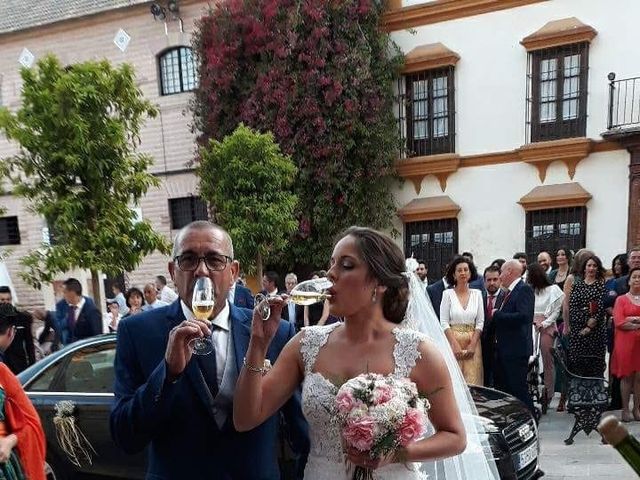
335, 373, 430, 480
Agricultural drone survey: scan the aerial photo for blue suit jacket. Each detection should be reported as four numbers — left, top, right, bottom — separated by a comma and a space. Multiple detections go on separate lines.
426, 280, 446, 319
55, 296, 101, 345
233, 283, 255, 310
492, 280, 534, 359
110, 300, 309, 480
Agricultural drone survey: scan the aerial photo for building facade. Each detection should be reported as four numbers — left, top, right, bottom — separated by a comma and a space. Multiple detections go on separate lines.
0, 0, 210, 308
385, 0, 637, 281
1, 0, 638, 304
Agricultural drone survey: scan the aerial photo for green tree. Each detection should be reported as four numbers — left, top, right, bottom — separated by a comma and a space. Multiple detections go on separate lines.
198, 124, 297, 280
0, 55, 170, 306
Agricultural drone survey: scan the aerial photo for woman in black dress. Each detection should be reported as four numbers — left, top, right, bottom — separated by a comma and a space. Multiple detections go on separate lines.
565, 255, 607, 377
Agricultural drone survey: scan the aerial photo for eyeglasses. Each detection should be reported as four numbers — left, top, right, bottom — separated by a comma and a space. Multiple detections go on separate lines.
174, 253, 233, 272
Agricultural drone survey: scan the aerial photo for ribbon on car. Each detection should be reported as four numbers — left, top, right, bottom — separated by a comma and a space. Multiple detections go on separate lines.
53, 400, 96, 467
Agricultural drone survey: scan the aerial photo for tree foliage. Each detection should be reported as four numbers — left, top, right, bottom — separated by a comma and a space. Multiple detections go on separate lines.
191, 0, 403, 269
0, 55, 170, 302
198, 124, 297, 279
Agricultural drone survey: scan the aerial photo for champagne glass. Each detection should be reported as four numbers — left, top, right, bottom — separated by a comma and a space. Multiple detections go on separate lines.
289, 278, 333, 305
254, 293, 272, 320
191, 277, 214, 356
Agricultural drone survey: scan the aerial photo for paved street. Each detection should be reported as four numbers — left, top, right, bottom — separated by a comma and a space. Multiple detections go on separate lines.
538, 394, 638, 479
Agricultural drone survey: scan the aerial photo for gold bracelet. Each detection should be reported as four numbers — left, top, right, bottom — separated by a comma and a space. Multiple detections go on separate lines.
243, 357, 271, 376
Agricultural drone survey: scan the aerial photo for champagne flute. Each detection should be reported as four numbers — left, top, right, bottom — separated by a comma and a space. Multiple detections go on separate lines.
289, 277, 333, 305
191, 277, 214, 356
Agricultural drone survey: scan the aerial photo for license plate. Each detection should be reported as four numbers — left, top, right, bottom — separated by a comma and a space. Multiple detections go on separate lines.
517, 441, 538, 470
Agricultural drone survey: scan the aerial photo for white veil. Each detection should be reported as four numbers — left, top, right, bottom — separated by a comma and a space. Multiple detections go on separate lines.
403, 258, 499, 480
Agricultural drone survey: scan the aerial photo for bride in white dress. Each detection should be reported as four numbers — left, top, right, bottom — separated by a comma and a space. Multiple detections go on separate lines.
234, 227, 497, 479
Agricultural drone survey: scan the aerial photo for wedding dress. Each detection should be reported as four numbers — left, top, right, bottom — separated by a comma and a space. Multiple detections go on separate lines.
300, 323, 428, 480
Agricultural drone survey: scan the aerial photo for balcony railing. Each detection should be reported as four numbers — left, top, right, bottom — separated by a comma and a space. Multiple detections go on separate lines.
607, 73, 640, 130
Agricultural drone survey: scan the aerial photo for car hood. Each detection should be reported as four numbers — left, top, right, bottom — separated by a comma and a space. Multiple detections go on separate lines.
469, 384, 533, 429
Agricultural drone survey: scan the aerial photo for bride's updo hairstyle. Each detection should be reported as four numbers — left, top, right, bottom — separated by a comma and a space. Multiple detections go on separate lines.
339, 226, 409, 324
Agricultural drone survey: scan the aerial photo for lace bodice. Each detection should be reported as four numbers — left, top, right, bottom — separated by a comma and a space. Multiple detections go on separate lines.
300, 324, 427, 480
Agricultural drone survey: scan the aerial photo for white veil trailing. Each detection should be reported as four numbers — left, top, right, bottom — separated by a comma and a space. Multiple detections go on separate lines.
402, 258, 499, 480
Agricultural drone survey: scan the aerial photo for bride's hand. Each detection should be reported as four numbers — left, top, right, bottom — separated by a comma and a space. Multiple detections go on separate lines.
345, 447, 397, 470
251, 295, 286, 348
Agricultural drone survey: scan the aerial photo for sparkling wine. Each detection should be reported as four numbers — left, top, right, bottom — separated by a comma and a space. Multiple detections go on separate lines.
193, 301, 214, 320
289, 291, 332, 306
598, 415, 640, 475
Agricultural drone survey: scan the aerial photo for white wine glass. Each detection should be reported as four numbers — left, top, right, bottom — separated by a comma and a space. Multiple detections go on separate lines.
191, 277, 214, 356
289, 278, 333, 305
254, 293, 273, 321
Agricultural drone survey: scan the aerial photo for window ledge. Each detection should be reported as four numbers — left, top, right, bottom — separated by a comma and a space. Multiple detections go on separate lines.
521, 17, 597, 51
402, 43, 459, 74
398, 195, 460, 222
516, 137, 592, 182
396, 153, 461, 194
382, 0, 549, 32
518, 182, 592, 211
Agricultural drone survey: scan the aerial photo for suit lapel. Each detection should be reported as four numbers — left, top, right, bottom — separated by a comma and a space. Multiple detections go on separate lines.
231, 305, 251, 374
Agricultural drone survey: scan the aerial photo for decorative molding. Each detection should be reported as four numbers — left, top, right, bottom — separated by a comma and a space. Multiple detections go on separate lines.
382, 0, 548, 33
518, 182, 592, 211
395, 153, 461, 194
521, 17, 597, 51
516, 137, 592, 182
397, 195, 461, 222
402, 43, 460, 74
461, 150, 519, 168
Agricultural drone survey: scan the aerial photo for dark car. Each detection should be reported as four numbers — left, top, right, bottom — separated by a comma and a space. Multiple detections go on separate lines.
18, 335, 543, 480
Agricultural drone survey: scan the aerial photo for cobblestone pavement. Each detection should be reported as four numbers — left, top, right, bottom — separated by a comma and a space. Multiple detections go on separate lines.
537, 394, 638, 479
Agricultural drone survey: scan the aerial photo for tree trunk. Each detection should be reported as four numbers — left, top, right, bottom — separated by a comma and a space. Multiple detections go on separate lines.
256, 251, 263, 288
91, 269, 103, 311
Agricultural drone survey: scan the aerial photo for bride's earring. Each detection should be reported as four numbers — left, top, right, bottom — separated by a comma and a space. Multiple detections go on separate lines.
371, 289, 377, 303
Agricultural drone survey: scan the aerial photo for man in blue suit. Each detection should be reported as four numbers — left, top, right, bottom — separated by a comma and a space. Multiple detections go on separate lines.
481, 265, 505, 388
55, 278, 102, 345
492, 259, 535, 413
110, 221, 308, 479
231, 280, 255, 310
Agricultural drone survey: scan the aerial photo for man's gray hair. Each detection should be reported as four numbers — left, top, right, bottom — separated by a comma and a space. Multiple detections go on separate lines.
171, 221, 234, 259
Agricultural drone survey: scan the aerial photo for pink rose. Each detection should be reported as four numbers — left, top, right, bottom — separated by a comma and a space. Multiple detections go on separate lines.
336, 391, 357, 415
373, 384, 392, 405
343, 415, 376, 451
398, 408, 426, 447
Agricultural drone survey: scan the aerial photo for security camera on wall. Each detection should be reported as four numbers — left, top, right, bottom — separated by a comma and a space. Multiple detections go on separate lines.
150, 3, 166, 21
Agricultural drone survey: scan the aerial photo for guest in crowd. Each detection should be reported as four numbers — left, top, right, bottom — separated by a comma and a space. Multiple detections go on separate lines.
527, 262, 564, 412
614, 247, 640, 296
109, 283, 129, 316
260, 271, 282, 297
493, 259, 535, 413
142, 283, 168, 311
440, 256, 484, 385
281, 273, 302, 331
123, 287, 146, 318
549, 246, 573, 407
481, 265, 505, 388
537, 251, 553, 275
490, 258, 506, 271
56, 278, 102, 345
229, 277, 254, 310
415, 260, 429, 287
611, 267, 640, 422
155, 275, 178, 304
565, 255, 607, 378
32, 308, 58, 359
304, 271, 331, 327
0, 286, 36, 374
513, 252, 528, 280
104, 299, 121, 333
0, 304, 46, 480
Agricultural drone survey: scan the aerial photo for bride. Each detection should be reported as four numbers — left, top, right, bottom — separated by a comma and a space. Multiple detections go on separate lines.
234, 226, 498, 479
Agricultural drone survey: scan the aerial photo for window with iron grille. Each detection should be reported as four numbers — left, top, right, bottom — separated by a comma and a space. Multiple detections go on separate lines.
398, 67, 455, 157
158, 47, 197, 96
405, 218, 458, 283
526, 43, 588, 142
0, 216, 20, 246
525, 207, 586, 262
169, 197, 208, 230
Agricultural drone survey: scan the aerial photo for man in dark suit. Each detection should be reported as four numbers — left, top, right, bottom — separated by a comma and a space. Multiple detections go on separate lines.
55, 278, 102, 345
492, 259, 535, 413
0, 286, 36, 374
260, 271, 283, 297
481, 266, 505, 388
110, 221, 309, 479
231, 280, 255, 310
427, 276, 448, 320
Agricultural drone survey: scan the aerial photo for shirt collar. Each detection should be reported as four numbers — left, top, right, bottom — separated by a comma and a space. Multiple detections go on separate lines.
70, 297, 85, 311
180, 299, 230, 332
442, 277, 449, 288
507, 278, 521, 292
